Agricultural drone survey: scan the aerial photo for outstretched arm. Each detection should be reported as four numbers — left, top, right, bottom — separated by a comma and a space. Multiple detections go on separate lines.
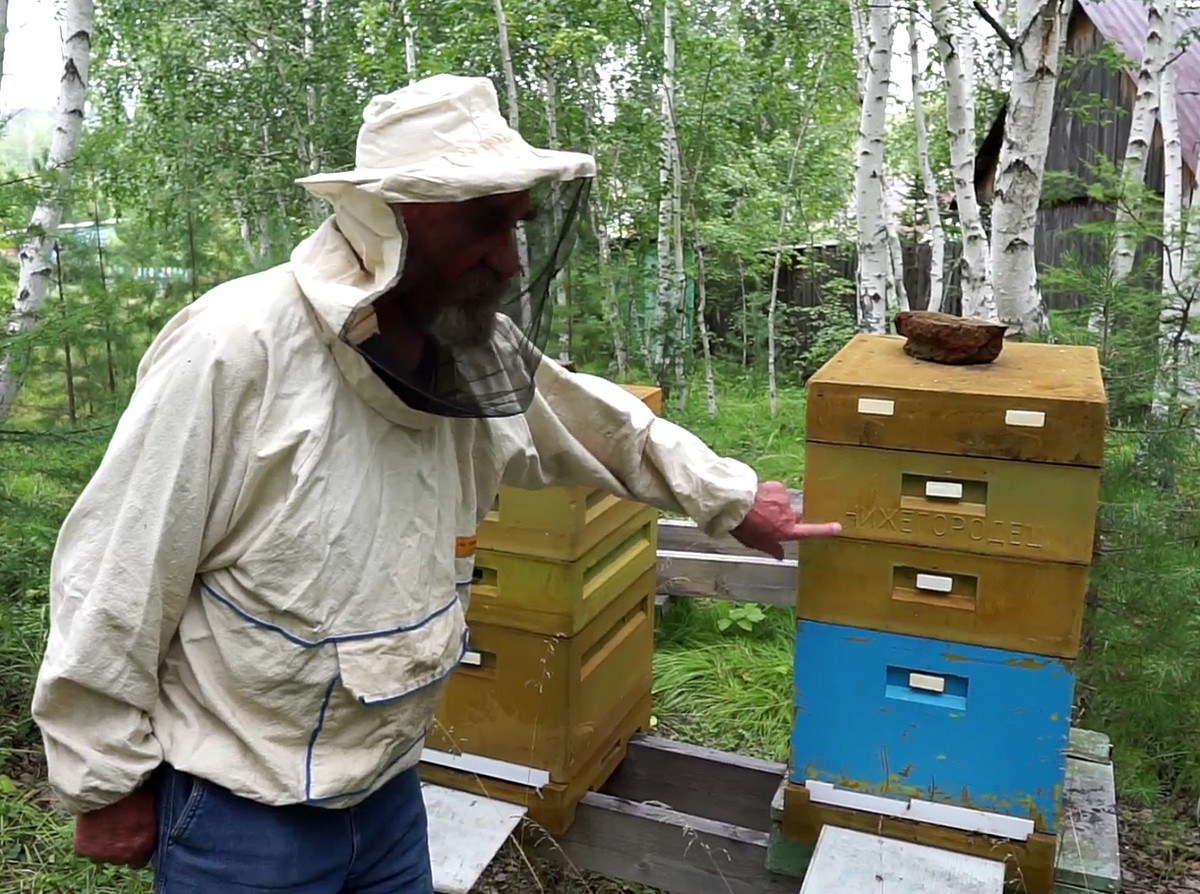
499, 357, 840, 557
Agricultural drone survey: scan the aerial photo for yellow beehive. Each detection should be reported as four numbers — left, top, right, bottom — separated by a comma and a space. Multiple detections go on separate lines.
421, 567, 656, 834
466, 503, 657, 636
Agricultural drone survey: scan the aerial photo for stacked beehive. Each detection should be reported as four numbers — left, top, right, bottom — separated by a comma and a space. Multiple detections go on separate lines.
783, 334, 1106, 893
420, 384, 663, 834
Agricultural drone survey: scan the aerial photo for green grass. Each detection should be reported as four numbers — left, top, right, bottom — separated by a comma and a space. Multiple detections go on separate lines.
5, 364, 1200, 890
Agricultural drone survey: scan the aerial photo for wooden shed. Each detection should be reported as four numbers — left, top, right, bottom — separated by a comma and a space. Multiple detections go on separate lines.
973, 0, 1200, 309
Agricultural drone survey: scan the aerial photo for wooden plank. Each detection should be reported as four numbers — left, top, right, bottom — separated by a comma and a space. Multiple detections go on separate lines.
1054, 753, 1121, 892
1065, 727, 1113, 764
657, 549, 797, 607
800, 826, 1004, 893
600, 734, 787, 833
539, 791, 799, 894
422, 783, 526, 894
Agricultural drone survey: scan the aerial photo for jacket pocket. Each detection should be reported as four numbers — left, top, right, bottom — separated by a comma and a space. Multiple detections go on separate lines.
304, 596, 468, 803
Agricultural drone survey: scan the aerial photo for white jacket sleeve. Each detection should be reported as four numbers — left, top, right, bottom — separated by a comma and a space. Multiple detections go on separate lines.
30, 310, 263, 815
501, 357, 759, 539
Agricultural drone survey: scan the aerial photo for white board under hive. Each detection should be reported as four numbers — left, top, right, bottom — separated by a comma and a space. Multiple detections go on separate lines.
422, 783, 526, 894
800, 825, 1005, 894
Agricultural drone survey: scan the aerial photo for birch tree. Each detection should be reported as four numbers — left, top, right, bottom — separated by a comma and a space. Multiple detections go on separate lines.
1154, 4, 1199, 410
910, 4, 945, 312
401, 0, 419, 81
492, 0, 531, 298
0, 0, 9, 99
853, 0, 898, 333
542, 70, 572, 362
990, 0, 1068, 337
653, 0, 678, 380
931, 0, 994, 320
0, 0, 94, 423
1111, 1, 1171, 286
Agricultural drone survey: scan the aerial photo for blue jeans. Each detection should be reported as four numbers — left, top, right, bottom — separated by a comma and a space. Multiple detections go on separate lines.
151, 763, 434, 893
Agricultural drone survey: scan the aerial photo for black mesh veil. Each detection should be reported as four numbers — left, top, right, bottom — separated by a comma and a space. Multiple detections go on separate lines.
345, 178, 591, 419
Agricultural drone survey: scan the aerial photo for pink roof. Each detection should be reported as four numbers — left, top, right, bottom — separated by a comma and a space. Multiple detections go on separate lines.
1078, 0, 1200, 178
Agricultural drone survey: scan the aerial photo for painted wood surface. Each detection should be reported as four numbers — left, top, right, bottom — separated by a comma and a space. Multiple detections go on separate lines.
803, 442, 1101, 564
468, 508, 657, 636
427, 570, 654, 781
795, 536, 1088, 657
791, 620, 1076, 832
422, 783, 526, 894
804, 334, 1107, 467
799, 825, 1005, 893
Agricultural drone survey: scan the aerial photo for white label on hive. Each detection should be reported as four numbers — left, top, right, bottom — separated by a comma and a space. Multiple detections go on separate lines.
1005, 409, 1046, 428
915, 573, 954, 593
908, 672, 946, 693
461, 651, 482, 667
924, 480, 963, 500
857, 397, 895, 416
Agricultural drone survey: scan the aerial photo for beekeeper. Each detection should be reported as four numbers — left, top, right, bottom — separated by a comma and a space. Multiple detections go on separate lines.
31, 74, 841, 893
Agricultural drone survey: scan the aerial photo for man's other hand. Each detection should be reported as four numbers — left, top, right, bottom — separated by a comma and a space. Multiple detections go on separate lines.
731, 480, 841, 560
74, 784, 157, 868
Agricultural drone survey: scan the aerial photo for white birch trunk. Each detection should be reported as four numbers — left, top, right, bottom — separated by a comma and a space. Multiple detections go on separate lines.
400, 0, 418, 81
301, 0, 325, 224
990, 0, 1067, 337
0, 0, 9, 98
542, 71, 571, 362
885, 184, 910, 317
1110, 1, 1169, 286
0, 0, 93, 422
931, 0, 994, 320
910, 4, 945, 313
1155, 7, 1200, 412
694, 241, 717, 416
671, 134, 687, 410
591, 198, 628, 376
653, 0, 676, 379
491, 0, 530, 305
853, 0, 895, 333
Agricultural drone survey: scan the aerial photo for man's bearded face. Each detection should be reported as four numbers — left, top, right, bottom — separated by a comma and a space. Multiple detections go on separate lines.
395, 191, 533, 349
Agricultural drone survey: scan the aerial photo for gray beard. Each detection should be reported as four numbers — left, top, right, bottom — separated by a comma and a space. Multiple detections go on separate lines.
424, 303, 498, 349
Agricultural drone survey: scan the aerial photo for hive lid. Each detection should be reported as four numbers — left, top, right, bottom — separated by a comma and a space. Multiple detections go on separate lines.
805, 334, 1107, 467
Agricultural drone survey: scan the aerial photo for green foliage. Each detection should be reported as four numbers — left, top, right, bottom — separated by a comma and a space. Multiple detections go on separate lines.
1084, 426, 1200, 809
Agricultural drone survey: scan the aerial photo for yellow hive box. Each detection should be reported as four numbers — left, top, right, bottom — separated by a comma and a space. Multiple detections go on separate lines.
422, 566, 656, 820
467, 504, 657, 636
796, 537, 1089, 658
803, 334, 1107, 467
419, 692, 648, 835
801, 441, 1101, 565
475, 383, 663, 562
